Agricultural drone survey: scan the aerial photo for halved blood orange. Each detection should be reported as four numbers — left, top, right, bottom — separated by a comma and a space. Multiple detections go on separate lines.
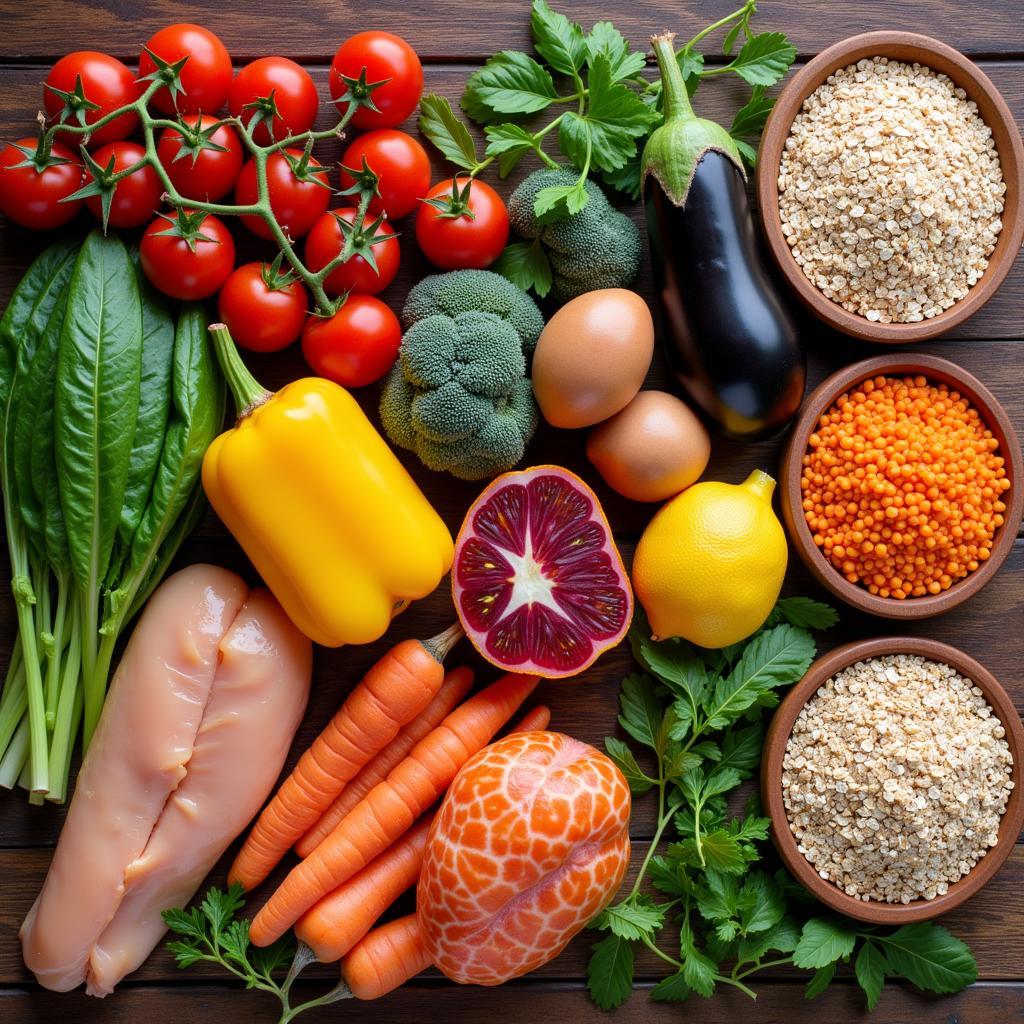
453, 465, 632, 678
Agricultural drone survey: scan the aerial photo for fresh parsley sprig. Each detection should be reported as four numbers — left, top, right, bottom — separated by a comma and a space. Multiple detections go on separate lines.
163, 885, 351, 1023
588, 599, 979, 1011
418, 0, 796, 219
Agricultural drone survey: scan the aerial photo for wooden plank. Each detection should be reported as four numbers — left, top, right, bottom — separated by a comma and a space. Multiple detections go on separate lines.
0, 61, 1022, 339
1, 979, 1021, 1022
1, 1, 1024, 63
3, 844, 1024, 986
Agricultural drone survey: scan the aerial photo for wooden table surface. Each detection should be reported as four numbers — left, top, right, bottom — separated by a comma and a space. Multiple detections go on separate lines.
0, 2, 1022, 1022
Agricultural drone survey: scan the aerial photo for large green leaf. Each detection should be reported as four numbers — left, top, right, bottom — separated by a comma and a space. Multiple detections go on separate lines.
55, 230, 142, 594
103, 304, 223, 634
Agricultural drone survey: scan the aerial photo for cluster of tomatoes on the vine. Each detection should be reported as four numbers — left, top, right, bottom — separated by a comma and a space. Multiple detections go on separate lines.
0, 23, 512, 389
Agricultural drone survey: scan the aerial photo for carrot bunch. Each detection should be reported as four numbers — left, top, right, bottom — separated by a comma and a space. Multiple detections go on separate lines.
230, 623, 550, 998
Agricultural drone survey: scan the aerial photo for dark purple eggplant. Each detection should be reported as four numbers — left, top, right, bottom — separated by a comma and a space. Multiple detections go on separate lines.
641, 32, 805, 440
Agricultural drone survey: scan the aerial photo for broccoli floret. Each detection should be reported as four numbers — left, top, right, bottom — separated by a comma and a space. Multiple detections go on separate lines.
379, 310, 538, 481
507, 168, 642, 304
402, 270, 545, 352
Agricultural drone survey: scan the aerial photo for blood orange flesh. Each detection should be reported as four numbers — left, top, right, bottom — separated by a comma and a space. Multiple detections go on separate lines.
453, 466, 632, 678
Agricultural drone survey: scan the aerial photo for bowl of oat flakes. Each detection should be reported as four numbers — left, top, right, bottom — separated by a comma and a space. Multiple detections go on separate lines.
756, 32, 1024, 342
762, 637, 1024, 923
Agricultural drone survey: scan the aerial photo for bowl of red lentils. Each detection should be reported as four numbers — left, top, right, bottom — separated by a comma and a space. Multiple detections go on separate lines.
780, 354, 1023, 618
756, 31, 1024, 343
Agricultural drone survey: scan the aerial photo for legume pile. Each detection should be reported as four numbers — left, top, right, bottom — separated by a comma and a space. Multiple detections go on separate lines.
801, 374, 1010, 598
778, 56, 1005, 324
782, 654, 1014, 904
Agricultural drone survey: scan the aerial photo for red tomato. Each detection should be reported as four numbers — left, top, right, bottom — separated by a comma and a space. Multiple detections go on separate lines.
228, 57, 319, 145
84, 141, 161, 228
302, 296, 401, 388
139, 24, 233, 115
156, 115, 243, 201
415, 178, 509, 270
140, 209, 236, 300
0, 139, 83, 230
338, 129, 430, 220
235, 149, 331, 240
217, 262, 308, 353
330, 32, 423, 129
304, 208, 400, 296
43, 51, 140, 147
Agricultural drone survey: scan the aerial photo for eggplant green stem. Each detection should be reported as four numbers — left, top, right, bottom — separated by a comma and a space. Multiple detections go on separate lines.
653, 33, 696, 124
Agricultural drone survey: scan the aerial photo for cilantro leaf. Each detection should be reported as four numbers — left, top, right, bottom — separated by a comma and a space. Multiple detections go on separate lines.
531, 0, 586, 75
793, 917, 858, 969
419, 94, 479, 171
648, 855, 689, 897
617, 673, 663, 751
587, 933, 634, 1010
804, 962, 837, 999
581, 54, 661, 172
597, 894, 665, 941
721, 31, 797, 87
604, 735, 656, 793
877, 923, 978, 994
650, 970, 692, 1001
855, 940, 888, 1011
691, 828, 747, 874
738, 872, 785, 934
464, 51, 558, 118
702, 766, 742, 800
736, 917, 802, 963
162, 906, 206, 942
635, 630, 707, 705
166, 940, 205, 968
201, 884, 245, 940
694, 869, 740, 924
484, 123, 543, 176
585, 21, 647, 82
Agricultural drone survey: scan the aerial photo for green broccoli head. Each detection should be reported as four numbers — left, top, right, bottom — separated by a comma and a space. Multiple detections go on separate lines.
402, 270, 545, 352
508, 168, 642, 304
379, 310, 538, 481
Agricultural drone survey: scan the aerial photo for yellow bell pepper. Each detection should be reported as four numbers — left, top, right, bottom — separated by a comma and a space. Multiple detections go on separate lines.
202, 324, 453, 647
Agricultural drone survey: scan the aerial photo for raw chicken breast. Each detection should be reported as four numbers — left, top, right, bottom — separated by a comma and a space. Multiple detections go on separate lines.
85, 588, 311, 996
20, 566, 312, 996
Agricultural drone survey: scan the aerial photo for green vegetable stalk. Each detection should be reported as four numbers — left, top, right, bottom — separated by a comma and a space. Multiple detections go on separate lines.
588, 600, 979, 1010
0, 233, 224, 800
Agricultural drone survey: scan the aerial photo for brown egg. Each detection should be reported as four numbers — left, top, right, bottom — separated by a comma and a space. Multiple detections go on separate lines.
531, 288, 654, 428
586, 390, 711, 502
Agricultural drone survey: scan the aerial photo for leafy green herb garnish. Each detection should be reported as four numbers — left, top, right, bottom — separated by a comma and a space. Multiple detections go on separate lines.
588, 601, 978, 1010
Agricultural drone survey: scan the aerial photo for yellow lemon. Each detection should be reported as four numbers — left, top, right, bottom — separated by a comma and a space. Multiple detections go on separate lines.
632, 469, 787, 648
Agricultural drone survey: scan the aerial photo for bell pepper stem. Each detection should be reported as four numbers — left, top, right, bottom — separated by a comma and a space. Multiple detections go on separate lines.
209, 323, 274, 421
421, 622, 465, 664
652, 32, 696, 125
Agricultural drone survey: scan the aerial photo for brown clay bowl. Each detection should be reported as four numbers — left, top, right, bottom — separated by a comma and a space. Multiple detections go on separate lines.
763, 636, 1024, 924
756, 31, 1024, 343
779, 353, 1023, 619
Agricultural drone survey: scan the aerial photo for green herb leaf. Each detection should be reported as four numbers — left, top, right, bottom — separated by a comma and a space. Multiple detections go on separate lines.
604, 735, 656, 793
585, 21, 646, 82
793, 917, 858, 970
702, 766, 742, 800
682, 947, 718, 997
250, 935, 297, 978
587, 933, 634, 1010
677, 46, 705, 96
804, 962, 837, 1000
648, 855, 689, 897
692, 828, 747, 874
598, 894, 665, 941
722, 31, 797, 87
878, 923, 978, 994
464, 51, 558, 117
617, 673, 663, 751
717, 723, 764, 777
530, 0, 586, 76
769, 597, 839, 630
579, 54, 660, 172
855, 940, 888, 1011
166, 940, 205, 968
729, 86, 775, 140
738, 872, 785, 934
533, 177, 589, 221
736, 916, 802, 962
484, 123, 543, 177
650, 970, 692, 1001
419, 94, 479, 171
695, 869, 740, 923
162, 906, 206, 942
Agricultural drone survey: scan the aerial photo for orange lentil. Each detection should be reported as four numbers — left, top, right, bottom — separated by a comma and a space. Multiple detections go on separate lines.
801, 375, 1010, 599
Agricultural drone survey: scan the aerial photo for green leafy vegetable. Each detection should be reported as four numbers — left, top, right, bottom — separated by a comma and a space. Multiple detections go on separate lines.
586, 598, 979, 1011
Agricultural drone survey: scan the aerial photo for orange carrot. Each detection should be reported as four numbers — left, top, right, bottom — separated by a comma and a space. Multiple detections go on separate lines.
229, 623, 464, 891
293, 702, 554, 961
295, 667, 474, 859
341, 914, 431, 1001
249, 672, 539, 945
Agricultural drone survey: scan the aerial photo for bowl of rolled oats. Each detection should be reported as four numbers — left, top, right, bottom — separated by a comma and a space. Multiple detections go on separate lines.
762, 636, 1024, 923
756, 32, 1024, 342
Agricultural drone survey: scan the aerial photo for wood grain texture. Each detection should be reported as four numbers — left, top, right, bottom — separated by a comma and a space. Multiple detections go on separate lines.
0, 2, 1022, 1019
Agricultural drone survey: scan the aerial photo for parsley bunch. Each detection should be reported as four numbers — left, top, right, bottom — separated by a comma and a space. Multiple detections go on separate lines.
419, 0, 796, 221
589, 599, 979, 1010
163, 885, 350, 1023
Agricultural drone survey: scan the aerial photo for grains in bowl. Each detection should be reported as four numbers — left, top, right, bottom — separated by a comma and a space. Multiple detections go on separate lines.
782, 654, 1014, 904
778, 57, 1005, 323
801, 374, 1010, 599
